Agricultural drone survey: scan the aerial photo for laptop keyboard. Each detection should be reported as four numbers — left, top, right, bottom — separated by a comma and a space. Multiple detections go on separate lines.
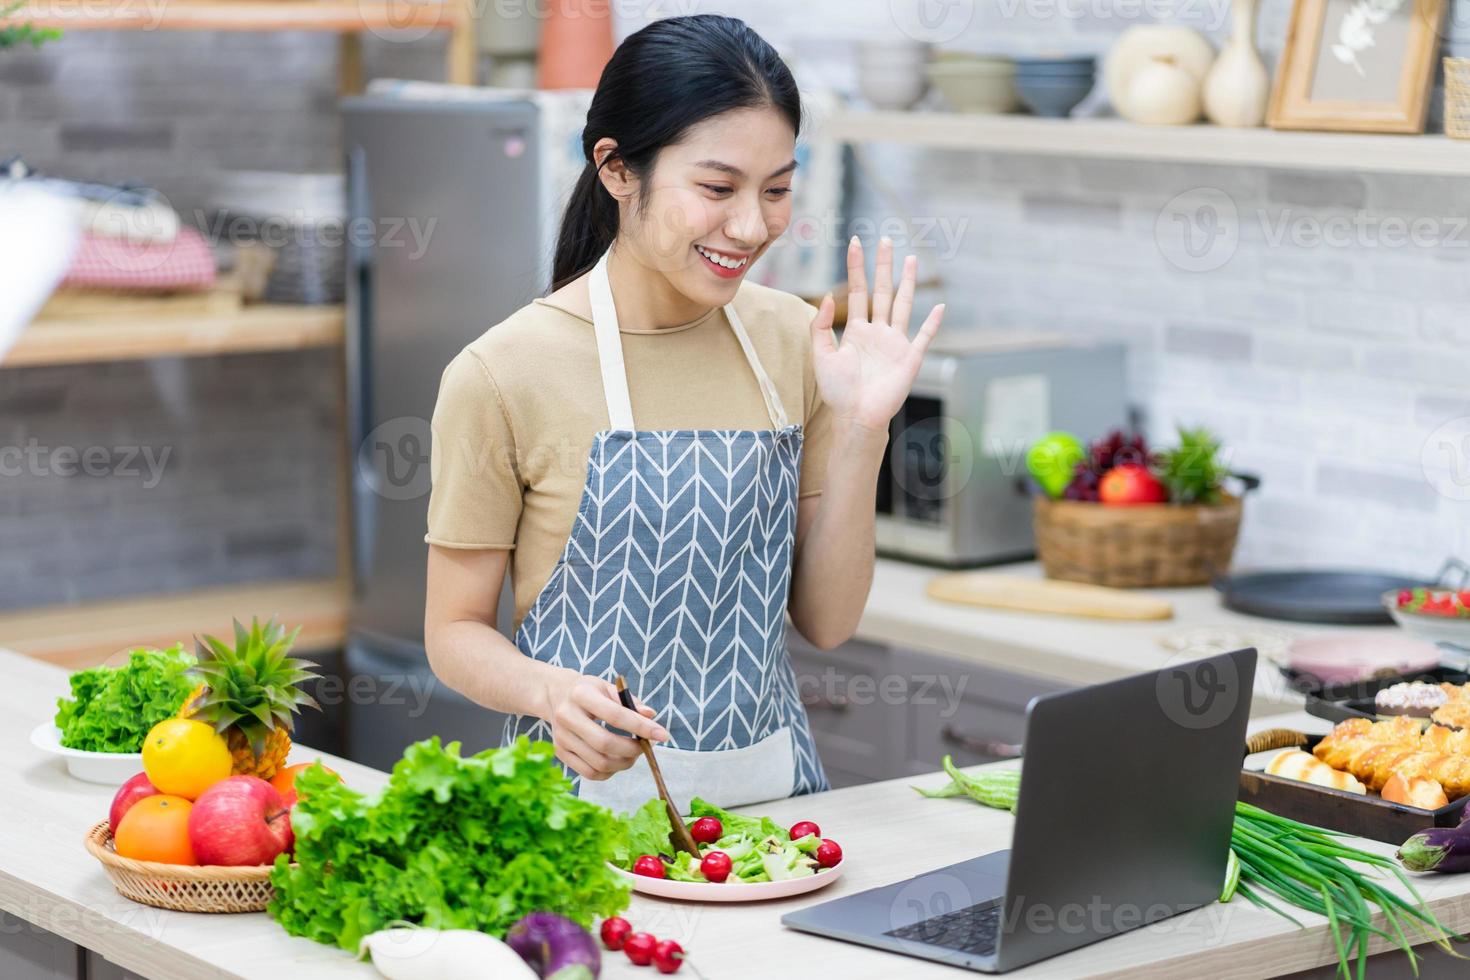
884, 900, 1002, 957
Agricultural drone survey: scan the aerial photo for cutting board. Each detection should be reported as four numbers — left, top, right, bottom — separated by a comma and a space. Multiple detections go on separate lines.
926, 573, 1175, 620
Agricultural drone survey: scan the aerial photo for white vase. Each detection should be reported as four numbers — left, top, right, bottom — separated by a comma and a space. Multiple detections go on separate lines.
1203, 0, 1270, 127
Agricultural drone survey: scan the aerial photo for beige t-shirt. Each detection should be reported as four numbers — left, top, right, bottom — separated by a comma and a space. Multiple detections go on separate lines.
426, 280, 835, 636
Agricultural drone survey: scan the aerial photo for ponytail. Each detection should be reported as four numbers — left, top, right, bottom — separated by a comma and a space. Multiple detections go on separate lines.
552, 160, 621, 291
549, 14, 801, 293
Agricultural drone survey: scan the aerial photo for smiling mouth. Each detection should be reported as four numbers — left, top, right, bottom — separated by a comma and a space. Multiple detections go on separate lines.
695, 244, 751, 277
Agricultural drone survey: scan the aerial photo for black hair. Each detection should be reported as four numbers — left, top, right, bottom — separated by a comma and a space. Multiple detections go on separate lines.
550, 15, 802, 291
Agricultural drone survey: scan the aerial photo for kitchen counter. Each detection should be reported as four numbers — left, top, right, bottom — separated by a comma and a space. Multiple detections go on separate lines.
11, 647, 1470, 979
857, 559, 1395, 713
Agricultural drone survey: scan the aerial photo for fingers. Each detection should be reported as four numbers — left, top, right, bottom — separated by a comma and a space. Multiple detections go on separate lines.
909, 303, 946, 362
577, 679, 670, 742
846, 236, 868, 324
555, 737, 610, 781
871, 237, 895, 326
565, 707, 644, 765
891, 254, 918, 336
809, 293, 838, 356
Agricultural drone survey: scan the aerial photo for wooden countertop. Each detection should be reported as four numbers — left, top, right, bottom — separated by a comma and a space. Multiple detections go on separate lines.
860, 560, 1392, 712
9, 647, 1470, 979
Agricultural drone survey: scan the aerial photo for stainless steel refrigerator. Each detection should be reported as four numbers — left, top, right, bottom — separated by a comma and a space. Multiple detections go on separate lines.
340, 94, 543, 769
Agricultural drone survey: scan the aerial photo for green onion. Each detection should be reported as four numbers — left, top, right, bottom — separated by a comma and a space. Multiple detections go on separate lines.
914, 763, 1468, 979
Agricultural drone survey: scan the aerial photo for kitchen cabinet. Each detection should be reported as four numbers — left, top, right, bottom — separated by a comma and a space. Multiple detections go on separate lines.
86, 953, 145, 980
788, 632, 1074, 786
0, 912, 81, 980
896, 647, 1072, 774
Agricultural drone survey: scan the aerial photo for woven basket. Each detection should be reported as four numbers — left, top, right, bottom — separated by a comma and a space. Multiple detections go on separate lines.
1033, 493, 1243, 588
85, 821, 284, 913
1447, 58, 1470, 139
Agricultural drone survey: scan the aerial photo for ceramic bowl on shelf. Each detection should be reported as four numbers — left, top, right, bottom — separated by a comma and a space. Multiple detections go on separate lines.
927, 58, 1018, 114
1014, 72, 1097, 118
1013, 55, 1098, 76
857, 39, 932, 110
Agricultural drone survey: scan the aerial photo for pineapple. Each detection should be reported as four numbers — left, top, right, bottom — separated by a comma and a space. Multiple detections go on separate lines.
178, 616, 320, 780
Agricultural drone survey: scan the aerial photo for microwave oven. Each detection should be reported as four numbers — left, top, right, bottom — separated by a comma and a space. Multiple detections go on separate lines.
874, 332, 1128, 567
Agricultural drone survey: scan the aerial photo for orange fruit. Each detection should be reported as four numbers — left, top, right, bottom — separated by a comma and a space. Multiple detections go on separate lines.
269, 761, 340, 799
114, 795, 198, 865
142, 718, 232, 800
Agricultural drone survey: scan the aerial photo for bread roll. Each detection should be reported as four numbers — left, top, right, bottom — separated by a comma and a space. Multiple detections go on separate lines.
1266, 748, 1367, 794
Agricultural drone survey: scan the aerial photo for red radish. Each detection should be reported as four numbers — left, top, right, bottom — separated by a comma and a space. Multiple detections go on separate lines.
633, 854, 665, 878
653, 939, 685, 974
109, 772, 160, 835
600, 916, 632, 950
816, 838, 843, 868
690, 816, 723, 844
624, 932, 657, 966
699, 850, 732, 883
789, 820, 821, 840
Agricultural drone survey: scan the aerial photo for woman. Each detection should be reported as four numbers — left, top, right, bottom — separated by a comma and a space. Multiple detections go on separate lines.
423, 14, 943, 814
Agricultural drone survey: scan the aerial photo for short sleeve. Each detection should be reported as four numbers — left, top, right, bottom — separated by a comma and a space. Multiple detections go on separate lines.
425, 350, 523, 549
798, 303, 834, 498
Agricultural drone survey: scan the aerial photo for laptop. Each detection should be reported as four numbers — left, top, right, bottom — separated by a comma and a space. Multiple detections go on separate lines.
782, 648, 1257, 973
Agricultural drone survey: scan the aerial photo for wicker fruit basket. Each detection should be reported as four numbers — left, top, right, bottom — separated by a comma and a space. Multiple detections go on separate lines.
1034, 493, 1245, 588
85, 821, 285, 913
1447, 58, 1469, 140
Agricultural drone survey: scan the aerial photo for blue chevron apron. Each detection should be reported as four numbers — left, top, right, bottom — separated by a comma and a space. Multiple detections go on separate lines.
501, 250, 827, 815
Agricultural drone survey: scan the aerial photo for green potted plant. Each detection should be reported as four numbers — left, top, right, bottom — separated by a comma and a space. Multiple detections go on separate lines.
1, 1, 59, 50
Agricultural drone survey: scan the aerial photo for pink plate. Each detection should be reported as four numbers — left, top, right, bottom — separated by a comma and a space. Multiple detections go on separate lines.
611, 860, 844, 902
1286, 633, 1443, 685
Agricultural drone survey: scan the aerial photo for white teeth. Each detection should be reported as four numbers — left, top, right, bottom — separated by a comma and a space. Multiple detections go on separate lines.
697, 246, 748, 270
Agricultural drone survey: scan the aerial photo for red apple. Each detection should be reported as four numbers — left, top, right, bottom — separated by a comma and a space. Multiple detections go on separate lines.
187, 776, 293, 866
109, 772, 160, 835
1098, 464, 1168, 505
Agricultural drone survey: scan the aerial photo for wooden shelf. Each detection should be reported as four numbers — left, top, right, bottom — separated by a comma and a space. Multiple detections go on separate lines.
823, 110, 1470, 177
0, 578, 351, 669
20, 0, 465, 33
5, 302, 345, 368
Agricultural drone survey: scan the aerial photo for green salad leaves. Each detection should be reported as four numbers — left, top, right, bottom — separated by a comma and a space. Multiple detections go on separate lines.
614, 797, 821, 884
269, 737, 629, 952
53, 644, 196, 752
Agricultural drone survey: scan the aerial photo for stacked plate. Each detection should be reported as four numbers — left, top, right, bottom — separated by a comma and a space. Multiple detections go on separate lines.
1013, 55, 1097, 118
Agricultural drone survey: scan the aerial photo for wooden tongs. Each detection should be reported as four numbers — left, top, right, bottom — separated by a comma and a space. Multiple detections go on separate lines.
615, 675, 700, 859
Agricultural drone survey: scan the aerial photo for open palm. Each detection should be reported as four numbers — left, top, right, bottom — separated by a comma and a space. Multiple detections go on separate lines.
809, 237, 945, 432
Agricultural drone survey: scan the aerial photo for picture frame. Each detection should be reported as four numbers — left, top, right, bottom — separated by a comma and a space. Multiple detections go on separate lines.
1268, 0, 1447, 133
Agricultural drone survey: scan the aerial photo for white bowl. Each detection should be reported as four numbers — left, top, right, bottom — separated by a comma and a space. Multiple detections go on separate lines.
859, 64, 930, 111
30, 723, 144, 785
1383, 591, 1470, 648
611, 859, 844, 903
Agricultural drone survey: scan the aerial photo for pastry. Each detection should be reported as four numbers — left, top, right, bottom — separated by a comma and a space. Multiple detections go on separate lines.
1265, 748, 1366, 794
1314, 717, 1470, 799
1375, 681, 1449, 718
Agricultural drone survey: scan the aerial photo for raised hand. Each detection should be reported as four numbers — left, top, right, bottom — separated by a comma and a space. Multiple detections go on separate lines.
809, 236, 945, 432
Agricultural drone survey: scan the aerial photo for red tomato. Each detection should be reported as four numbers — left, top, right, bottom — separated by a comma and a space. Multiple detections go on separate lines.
700, 850, 732, 883
633, 855, 665, 878
600, 916, 632, 951
689, 816, 723, 844
624, 932, 658, 966
789, 820, 821, 840
653, 939, 685, 974
1098, 464, 1168, 505
816, 838, 843, 868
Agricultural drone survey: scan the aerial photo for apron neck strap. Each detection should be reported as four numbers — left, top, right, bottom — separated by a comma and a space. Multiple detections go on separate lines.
589, 250, 791, 432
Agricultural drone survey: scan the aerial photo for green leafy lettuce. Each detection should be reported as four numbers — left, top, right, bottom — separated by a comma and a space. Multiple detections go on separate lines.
268, 737, 629, 952
53, 644, 196, 752
613, 797, 819, 883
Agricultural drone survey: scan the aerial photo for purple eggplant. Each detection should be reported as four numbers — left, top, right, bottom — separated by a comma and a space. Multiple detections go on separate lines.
1398, 826, 1470, 873
506, 912, 601, 980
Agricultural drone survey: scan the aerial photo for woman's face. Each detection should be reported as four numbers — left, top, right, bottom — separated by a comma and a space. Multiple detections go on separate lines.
617, 107, 797, 310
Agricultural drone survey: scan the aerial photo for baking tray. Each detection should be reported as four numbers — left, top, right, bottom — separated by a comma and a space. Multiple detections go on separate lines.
1240, 733, 1469, 844
1299, 666, 1470, 721
1281, 663, 1470, 703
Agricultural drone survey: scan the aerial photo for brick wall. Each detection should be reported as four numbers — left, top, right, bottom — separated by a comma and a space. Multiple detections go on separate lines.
2, 2, 1467, 612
